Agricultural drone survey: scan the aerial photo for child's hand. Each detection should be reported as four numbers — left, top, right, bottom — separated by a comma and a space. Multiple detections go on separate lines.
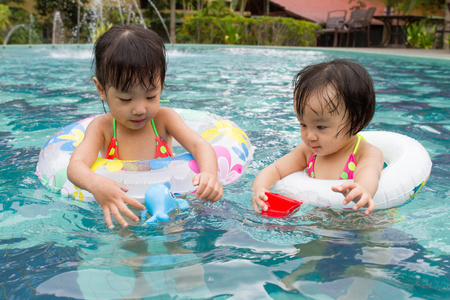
332, 181, 375, 215
192, 172, 223, 202
91, 177, 145, 229
251, 189, 269, 212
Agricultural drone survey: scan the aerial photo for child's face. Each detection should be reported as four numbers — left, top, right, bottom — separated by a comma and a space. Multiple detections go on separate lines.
297, 89, 352, 157
95, 77, 162, 130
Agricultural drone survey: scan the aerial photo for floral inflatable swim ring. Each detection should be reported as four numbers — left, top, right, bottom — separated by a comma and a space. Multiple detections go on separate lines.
36, 108, 254, 201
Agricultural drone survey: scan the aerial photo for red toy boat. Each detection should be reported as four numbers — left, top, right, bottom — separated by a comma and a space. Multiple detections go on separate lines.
261, 192, 303, 217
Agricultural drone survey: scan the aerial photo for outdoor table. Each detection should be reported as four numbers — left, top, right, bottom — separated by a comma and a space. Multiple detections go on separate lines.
374, 15, 426, 47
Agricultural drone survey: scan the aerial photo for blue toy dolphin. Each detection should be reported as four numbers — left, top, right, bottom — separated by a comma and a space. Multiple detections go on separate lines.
141, 183, 189, 224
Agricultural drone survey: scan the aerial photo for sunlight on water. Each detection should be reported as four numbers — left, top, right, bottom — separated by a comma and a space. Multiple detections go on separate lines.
49, 48, 93, 60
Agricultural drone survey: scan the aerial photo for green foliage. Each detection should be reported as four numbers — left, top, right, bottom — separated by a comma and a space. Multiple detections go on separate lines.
421, 0, 446, 6
176, 15, 316, 46
91, 21, 113, 42
4, 1, 27, 24
0, 1, 25, 4
216, 16, 244, 44
399, 0, 422, 13
0, 4, 11, 30
386, 0, 446, 14
199, 0, 234, 17
104, 7, 125, 25
405, 19, 436, 49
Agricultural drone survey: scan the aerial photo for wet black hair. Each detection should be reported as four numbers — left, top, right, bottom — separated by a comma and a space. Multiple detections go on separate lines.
293, 59, 375, 136
93, 25, 166, 92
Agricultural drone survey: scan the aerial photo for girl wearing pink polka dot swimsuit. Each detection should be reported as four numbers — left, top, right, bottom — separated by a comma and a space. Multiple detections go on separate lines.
252, 59, 384, 215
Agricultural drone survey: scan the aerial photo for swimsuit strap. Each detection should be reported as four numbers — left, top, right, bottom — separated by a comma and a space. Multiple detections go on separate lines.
151, 119, 173, 159
151, 119, 159, 137
307, 154, 316, 178
113, 118, 117, 138
340, 134, 364, 180
105, 118, 119, 160
353, 134, 362, 154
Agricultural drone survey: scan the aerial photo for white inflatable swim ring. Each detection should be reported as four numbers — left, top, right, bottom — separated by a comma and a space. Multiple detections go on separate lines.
36, 108, 254, 201
273, 131, 432, 210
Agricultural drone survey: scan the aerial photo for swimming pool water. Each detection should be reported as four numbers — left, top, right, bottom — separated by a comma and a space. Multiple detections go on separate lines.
0, 45, 449, 299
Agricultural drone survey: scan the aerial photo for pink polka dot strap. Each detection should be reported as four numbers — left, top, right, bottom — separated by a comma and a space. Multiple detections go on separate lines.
340, 134, 362, 180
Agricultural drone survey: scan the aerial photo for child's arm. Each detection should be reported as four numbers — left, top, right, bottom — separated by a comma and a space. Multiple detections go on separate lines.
67, 117, 145, 229
160, 108, 223, 202
332, 142, 384, 215
251, 143, 309, 212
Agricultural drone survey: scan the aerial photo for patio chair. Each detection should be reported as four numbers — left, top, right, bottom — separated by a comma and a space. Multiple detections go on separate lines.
435, 3, 450, 48
316, 10, 347, 47
344, 7, 376, 47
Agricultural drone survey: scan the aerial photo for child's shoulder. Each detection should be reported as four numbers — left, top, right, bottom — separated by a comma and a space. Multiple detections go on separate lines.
89, 113, 112, 124
155, 107, 177, 117
280, 142, 313, 167
358, 138, 383, 161
86, 113, 113, 133
154, 107, 183, 123
296, 142, 314, 159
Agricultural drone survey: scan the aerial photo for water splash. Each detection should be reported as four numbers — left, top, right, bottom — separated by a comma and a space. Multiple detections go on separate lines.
147, 0, 172, 44
3, 24, 28, 48
132, 0, 147, 28
91, 0, 103, 23
29, 14, 34, 47
116, 0, 125, 25
2, 13, 36, 48
52, 11, 64, 46
76, 0, 81, 45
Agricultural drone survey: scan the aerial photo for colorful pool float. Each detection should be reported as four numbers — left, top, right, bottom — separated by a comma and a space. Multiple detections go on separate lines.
36, 108, 254, 201
273, 131, 432, 210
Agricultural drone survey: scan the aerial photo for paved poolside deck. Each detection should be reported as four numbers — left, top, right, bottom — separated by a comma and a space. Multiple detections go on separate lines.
315, 47, 450, 60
